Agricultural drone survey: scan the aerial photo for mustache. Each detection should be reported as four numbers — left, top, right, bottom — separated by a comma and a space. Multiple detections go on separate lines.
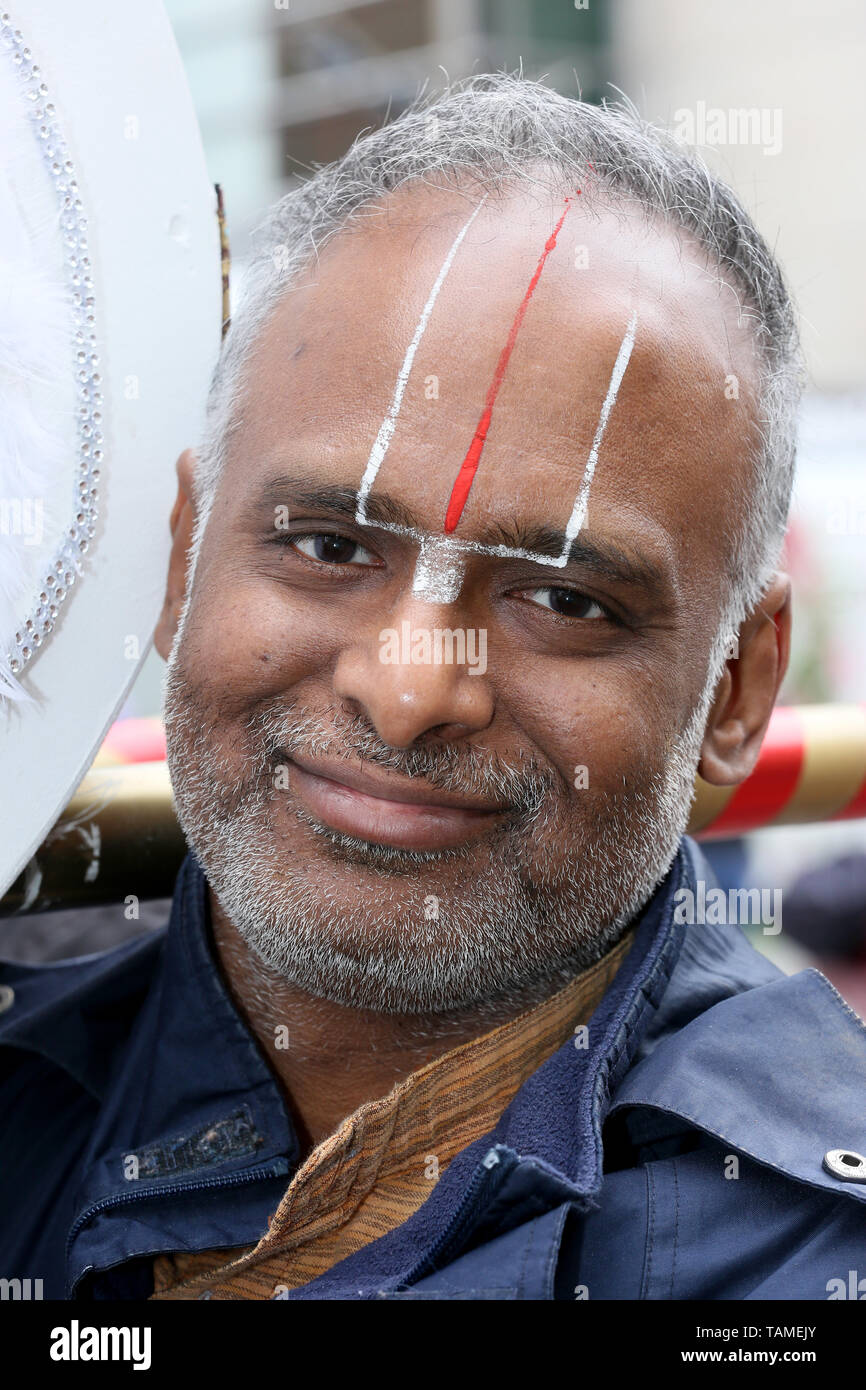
248, 701, 558, 819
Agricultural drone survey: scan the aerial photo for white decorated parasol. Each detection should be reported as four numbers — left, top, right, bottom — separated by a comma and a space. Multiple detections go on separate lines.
0, 2, 221, 898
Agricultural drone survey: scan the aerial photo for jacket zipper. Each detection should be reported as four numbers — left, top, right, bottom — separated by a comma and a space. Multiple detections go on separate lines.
66, 1158, 290, 1295
397, 1147, 508, 1290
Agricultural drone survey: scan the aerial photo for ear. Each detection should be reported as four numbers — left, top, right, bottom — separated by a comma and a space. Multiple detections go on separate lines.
699, 573, 792, 786
154, 449, 198, 661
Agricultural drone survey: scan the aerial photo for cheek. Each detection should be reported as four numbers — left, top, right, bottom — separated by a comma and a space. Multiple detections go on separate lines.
181, 571, 338, 705
506, 660, 684, 796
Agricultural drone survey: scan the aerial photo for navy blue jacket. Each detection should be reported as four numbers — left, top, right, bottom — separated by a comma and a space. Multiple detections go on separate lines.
2, 839, 866, 1301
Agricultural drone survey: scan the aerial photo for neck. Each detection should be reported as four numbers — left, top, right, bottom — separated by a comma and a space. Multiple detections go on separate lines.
208, 890, 585, 1155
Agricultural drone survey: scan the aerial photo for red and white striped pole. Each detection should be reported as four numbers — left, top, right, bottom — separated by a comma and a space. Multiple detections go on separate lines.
96, 706, 866, 838
690, 704, 866, 837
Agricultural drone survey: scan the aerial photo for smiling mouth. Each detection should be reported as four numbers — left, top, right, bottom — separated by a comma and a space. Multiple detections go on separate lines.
283, 754, 508, 851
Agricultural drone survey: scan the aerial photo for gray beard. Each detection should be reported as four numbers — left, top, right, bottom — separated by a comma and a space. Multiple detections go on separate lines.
163, 641, 710, 1016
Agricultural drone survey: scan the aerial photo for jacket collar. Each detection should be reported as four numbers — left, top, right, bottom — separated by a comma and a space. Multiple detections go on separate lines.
608, 837, 866, 1210
65, 855, 297, 1293
60, 836, 866, 1297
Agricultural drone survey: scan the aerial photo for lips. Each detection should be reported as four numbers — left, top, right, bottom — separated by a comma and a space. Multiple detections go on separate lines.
283, 753, 507, 851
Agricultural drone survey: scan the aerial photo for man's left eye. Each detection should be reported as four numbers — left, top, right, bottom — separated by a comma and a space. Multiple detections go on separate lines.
290, 533, 379, 566
522, 586, 607, 620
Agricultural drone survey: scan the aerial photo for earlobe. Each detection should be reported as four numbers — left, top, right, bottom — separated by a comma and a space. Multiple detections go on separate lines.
154, 449, 197, 661
698, 574, 792, 787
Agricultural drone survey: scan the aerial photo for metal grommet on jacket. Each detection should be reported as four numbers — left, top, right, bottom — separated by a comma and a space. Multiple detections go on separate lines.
0, 985, 14, 1015
823, 1149, 866, 1182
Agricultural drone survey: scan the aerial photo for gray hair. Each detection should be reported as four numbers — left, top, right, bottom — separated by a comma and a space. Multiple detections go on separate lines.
191, 72, 804, 688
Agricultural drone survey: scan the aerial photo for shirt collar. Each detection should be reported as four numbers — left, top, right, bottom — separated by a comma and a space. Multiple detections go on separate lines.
279, 844, 695, 1296
212, 924, 637, 1280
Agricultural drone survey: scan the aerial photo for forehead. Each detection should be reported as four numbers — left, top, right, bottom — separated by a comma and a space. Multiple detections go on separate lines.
231, 182, 760, 585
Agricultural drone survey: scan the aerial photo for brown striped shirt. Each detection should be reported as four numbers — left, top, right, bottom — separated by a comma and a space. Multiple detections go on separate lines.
150, 930, 634, 1300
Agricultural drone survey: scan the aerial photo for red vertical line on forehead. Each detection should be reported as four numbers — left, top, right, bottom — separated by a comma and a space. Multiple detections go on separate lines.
443, 194, 577, 535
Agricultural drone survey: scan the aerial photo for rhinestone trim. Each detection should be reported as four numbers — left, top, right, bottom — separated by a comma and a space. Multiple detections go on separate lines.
1, 12, 100, 680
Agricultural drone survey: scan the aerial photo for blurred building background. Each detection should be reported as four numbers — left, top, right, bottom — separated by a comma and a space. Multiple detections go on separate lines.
130, 0, 866, 988
160, 0, 865, 387
163, 0, 612, 261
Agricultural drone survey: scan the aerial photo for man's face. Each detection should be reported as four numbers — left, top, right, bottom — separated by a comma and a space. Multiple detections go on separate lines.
164, 182, 760, 1013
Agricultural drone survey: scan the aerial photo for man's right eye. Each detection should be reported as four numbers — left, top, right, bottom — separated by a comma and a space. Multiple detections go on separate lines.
289, 532, 380, 566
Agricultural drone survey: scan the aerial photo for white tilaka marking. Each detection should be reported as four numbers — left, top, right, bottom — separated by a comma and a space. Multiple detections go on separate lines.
410, 536, 467, 604
355, 195, 489, 525
354, 224, 637, 602
564, 309, 638, 546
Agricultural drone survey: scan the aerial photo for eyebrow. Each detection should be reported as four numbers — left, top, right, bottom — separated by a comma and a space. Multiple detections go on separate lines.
255, 473, 669, 595
258, 475, 416, 529
478, 521, 669, 593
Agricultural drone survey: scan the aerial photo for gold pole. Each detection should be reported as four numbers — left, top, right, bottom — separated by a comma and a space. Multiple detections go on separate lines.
0, 764, 184, 914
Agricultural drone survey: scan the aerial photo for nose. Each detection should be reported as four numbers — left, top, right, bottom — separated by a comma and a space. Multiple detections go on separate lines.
333, 597, 494, 748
